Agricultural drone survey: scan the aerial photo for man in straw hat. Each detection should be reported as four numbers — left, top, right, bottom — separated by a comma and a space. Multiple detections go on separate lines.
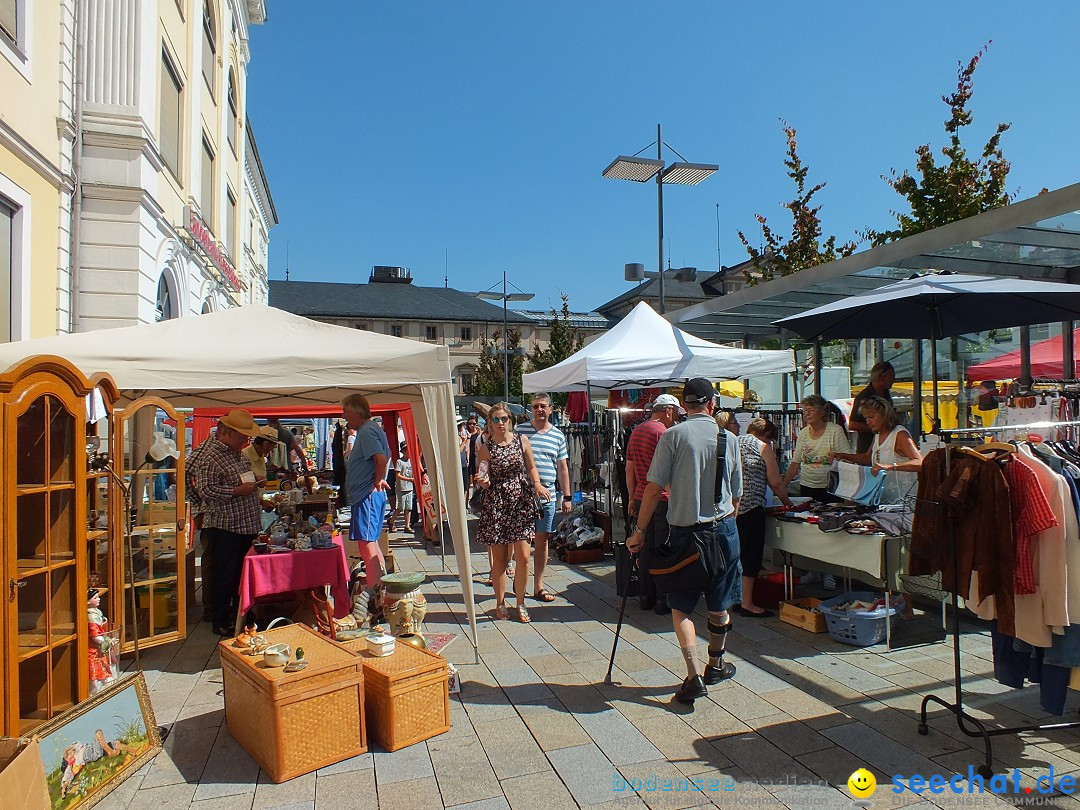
244, 425, 283, 511
188, 409, 263, 636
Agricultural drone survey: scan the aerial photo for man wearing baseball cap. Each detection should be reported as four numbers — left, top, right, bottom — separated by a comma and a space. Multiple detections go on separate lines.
628, 378, 743, 704
625, 394, 681, 615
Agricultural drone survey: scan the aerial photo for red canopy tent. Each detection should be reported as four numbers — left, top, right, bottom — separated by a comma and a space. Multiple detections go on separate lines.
966, 328, 1080, 381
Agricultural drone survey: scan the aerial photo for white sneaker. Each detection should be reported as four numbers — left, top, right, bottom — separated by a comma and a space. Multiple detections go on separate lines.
823, 574, 837, 591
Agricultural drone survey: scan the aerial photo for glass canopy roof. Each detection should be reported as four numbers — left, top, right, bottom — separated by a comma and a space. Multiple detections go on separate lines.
672, 183, 1080, 343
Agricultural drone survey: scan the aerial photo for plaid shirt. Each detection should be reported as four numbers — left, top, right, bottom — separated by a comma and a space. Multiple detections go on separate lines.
188, 434, 260, 535
1002, 459, 1057, 595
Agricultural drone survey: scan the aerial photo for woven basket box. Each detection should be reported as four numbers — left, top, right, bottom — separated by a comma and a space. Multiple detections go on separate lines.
220, 624, 366, 782
340, 638, 450, 751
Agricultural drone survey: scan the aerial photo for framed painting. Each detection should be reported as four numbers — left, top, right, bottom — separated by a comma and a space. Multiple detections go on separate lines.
33, 672, 161, 810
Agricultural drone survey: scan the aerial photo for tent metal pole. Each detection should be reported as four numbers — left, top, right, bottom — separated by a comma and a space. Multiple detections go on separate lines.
812, 340, 822, 397
913, 340, 924, 436
930, 337, 940, 433
1064, 322, 1075, 381
1020, 326, 1032, 389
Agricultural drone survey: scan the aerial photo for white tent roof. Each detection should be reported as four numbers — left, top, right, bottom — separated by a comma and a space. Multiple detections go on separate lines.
522, 301, 795, 392
0, 305, 478, 656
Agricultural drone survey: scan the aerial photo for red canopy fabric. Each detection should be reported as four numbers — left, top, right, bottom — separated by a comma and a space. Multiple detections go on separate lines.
966, 328, 1080, 381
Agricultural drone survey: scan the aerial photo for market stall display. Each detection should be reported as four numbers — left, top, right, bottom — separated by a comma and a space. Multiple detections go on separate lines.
0, 305, 479, 661
220, 623, 366, 782
237, 533, 351, 629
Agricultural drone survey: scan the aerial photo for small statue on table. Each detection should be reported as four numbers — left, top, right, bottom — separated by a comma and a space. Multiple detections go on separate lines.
87, 589, 118, 694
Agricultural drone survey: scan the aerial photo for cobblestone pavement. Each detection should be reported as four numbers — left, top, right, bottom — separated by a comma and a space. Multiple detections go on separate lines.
95, 521, 1080, 810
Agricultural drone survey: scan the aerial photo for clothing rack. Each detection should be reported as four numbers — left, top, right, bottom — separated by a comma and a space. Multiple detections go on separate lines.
917, 420, 1080, 777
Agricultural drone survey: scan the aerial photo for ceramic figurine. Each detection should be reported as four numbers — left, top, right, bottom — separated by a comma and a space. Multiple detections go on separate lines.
384, 588, 427, 637
233, 624, 258, 648
87, 589, 116, 694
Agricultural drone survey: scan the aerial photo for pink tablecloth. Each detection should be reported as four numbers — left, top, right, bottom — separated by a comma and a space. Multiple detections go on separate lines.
238, 533, 351, 619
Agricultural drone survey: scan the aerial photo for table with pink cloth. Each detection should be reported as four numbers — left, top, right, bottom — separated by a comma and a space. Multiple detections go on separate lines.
237, 533, 351, 621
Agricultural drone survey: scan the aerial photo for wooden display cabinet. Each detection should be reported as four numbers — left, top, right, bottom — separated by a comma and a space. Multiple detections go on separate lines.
113, 397, 187, 652
0, 357, 102, 736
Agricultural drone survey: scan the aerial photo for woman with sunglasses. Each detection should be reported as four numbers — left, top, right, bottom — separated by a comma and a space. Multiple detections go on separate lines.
474, 403, 549, 622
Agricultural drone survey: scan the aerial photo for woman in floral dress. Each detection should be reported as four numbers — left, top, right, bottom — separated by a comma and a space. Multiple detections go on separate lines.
474, 403, 549, 622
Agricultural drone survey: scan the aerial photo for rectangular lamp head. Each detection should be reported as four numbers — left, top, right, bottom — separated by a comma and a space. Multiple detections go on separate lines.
506, 293, 534, 302
602, 156, 664, 182
661, 162, 718, 185
475, 291, 503, 300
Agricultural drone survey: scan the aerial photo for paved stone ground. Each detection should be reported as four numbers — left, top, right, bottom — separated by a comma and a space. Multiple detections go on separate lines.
94, 520, 1080, 810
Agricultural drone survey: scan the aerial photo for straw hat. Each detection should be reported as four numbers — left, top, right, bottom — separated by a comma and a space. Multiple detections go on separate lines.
218, 409, 260, 437
255, 425, 281, 443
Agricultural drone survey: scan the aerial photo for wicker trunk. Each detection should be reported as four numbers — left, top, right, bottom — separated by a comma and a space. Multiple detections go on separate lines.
340, 638, 450, 751
220, 624, 366, 782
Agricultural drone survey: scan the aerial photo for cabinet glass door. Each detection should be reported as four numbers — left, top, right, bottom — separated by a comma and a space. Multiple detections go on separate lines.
9, 392, 85, 734
113, 400, 186, 652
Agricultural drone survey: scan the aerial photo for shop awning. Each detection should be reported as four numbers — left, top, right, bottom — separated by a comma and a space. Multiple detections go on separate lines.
966, 327, 1080, 381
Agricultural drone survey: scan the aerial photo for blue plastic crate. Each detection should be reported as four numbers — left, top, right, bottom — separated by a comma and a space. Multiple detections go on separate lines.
818, 591, 904, 647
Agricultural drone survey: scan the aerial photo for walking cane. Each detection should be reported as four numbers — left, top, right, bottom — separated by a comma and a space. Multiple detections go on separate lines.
604, 550, 637, 685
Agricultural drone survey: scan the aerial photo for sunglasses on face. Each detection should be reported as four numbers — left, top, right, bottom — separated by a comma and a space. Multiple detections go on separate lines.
531, 404, 548, 410
490, 416, 511, 424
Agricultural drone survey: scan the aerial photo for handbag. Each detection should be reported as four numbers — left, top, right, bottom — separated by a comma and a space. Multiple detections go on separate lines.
615, 543, 640, 598
828, 460, 887, 506
645, 427, 729, 595
468, 487, 486, 512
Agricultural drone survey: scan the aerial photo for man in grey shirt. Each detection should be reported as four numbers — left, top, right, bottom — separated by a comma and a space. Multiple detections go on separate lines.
629, 378, 743, 704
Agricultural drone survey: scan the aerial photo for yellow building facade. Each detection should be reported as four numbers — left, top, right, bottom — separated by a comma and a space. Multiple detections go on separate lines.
0, 0, 75, 340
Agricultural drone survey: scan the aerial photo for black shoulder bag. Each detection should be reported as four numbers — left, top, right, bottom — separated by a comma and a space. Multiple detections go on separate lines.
645, 428, 730, 596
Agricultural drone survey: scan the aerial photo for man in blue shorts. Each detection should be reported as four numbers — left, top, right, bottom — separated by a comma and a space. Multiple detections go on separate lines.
517, 392, 572, 602
629, 378, 743, 704
342, 392, 390, 622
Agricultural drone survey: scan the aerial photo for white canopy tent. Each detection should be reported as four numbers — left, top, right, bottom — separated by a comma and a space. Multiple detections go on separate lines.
0, 305, 478, 658
522, 301, 795, 392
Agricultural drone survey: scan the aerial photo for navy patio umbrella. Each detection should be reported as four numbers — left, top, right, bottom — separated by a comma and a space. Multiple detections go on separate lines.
774, 272, 1080, 428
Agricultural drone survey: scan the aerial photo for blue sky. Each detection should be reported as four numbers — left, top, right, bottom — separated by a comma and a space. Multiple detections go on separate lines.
247, 2, 1080, 314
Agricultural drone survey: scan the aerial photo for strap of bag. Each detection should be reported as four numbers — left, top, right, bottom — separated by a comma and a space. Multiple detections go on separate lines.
714, 427, 727, 505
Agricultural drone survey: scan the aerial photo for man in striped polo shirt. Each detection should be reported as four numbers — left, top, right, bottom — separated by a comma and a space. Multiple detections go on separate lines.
517, 392, 572, 603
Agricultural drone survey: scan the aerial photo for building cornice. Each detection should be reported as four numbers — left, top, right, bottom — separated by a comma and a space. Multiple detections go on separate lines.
0, 117, 71, 190
244, 119, 277, 226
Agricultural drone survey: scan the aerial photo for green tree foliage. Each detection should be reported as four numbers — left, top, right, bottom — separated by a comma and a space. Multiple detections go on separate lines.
466, 327, 524, 399
737, 122, 858, 286
526, 294, 586, 407
867, 44, 1012, 245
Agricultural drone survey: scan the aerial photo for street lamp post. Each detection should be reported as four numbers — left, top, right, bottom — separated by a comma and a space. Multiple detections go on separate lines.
603, 124, 717, 314
476, 271, 533, 401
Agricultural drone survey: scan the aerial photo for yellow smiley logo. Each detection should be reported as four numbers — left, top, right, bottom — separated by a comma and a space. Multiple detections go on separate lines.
847, 768, 877, 799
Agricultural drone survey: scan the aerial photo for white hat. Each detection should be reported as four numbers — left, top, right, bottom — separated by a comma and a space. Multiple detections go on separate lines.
651, 394, 682, 411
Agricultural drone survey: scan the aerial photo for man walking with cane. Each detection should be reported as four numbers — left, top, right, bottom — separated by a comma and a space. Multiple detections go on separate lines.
629, 378, 743, 704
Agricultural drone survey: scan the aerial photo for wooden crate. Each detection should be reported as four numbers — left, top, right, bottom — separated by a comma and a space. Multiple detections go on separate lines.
563, 547, 604, 564
220, 624, 366, 782
779, 598, 829, 633
339, 638, 450, 751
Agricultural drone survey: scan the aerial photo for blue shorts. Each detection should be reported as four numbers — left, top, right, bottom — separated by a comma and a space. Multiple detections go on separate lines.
535, 495, 557, 534
350, 490, 388, 542
664, 516, 743, 615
